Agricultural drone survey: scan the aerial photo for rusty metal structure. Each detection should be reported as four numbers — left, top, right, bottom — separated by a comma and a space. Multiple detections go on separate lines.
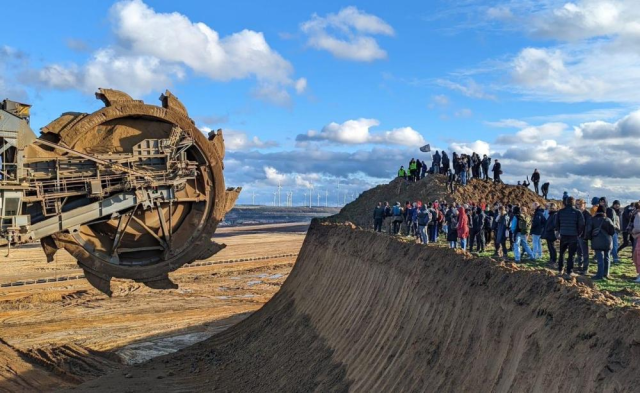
0, 89, 240, 295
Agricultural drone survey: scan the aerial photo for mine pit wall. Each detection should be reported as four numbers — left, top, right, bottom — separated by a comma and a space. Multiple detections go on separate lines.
210, 221, 640, 392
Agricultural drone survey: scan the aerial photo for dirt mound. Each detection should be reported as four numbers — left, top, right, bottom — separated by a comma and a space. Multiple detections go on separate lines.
71, 222, 640, 392
333, 175, 548, 228
23, 344, 121, 384
0, 338, 71, 392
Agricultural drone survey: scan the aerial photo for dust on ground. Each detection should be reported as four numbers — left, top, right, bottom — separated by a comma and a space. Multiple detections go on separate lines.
0, 223, 305, 392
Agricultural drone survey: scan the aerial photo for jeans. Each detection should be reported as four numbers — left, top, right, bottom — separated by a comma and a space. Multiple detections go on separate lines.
461, 171, 467, 186
430, 223, 439, 242
449, 241, 456, 248
577, 238, 589, 271
514, 233, 534, 262
374, 218, 382, 232
612, 233, 619, 262
460, 237, 467, 250
547, 239, 557, 263
594, 250, 611, 278
559, 235, 578, 274
532, 234, 542, 259
534, 181, 539, 194
418, 225, 428, 244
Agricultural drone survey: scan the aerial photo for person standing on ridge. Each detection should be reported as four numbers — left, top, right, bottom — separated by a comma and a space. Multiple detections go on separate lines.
392, 202, 403, 235
575, 199, 592, 274
530, 202, 546, 260
612, 200, 623, 264
417, 205, 430, 244
470, 207, 486, 252
590, 205, 615, 280
420, 160, 428, 179
493, 206, 509, 257
555, 197, 585, 277
373, 202, 384, 232
457, 206, 469, 251
512, 206, 535, 262
433, 150, 442, 174
619, 202, 635, 253
543, 203, 559, 268
446, 206, 459, 248
492, 160, 502, 183
531, 169, 541, 195
416, 159, 423, 181
409, 159, 418, 182
442, 151, 450, 174
541, 182, 550, 200
397, 166, 406, 180
481, 155, 491, 181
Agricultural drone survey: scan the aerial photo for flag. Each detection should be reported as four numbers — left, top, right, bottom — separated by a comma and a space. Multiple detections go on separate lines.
420, 144, 431, 153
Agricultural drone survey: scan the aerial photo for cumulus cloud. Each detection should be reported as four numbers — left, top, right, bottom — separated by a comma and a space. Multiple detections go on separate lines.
301, 6, 394, 61
27, 0, 302, 103
495, 122, 568, 145
576, 109, 640, 139
296, 118, 425, 146
448, 140, 491, 156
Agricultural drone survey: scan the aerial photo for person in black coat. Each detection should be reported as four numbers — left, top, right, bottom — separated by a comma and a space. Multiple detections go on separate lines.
470, 207, 486, 252
492, 160, 502, 183
531, 169, 541, 194
373, 202, 385, 232
554, 197, 586, 276
541, 182, 550, 200
542, 204, 559, 267
590, 206, 615, 280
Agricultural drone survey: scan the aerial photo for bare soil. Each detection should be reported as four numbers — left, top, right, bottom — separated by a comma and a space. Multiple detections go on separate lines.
79, 222, 640, 392
0, 223, 305, 392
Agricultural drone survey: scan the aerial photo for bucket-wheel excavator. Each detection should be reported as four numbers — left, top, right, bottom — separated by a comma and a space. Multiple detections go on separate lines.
0, 89, 240, 295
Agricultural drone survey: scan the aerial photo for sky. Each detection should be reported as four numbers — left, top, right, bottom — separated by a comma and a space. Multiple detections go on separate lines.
2, 0, 640, 206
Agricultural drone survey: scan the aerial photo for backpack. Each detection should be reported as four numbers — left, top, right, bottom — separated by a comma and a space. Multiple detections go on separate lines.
393, 205, 401, 216
517, 215, 530, 233
430, 209, 438, 223
484, 215, 493, 229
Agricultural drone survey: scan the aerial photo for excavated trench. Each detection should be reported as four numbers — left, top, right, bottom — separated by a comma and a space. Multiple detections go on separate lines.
72, 222, 640, 392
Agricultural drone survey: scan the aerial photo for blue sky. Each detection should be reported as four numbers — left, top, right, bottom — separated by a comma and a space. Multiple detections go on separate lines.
2, 0, 640, 205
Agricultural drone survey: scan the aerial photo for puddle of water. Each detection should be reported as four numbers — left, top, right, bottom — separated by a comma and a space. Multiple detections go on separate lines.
269, 274, 284, 279
247, 280, 262, 286
117, 332, 213, 365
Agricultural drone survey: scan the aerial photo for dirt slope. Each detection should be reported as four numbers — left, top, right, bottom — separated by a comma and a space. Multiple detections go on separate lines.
73, 222, 640, 392
333, 175, 548, 228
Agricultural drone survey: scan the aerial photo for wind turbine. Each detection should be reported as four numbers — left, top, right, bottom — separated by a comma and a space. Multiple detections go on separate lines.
273, 191, 277, 206
303, 191, 307, 207
308, 184, 314, 208
251, 191, 258, 205
277, 181, 282, 207
317, 190, 321, 207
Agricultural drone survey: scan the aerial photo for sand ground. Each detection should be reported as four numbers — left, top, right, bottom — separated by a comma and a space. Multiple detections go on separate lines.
0, 223, 305, 392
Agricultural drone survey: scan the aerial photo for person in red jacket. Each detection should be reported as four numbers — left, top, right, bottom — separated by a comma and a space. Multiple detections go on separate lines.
457, 206, 470, 251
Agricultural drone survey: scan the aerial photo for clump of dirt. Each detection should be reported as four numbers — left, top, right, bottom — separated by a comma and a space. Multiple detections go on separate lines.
69, 222, 640, 392
332, 175, 549, 227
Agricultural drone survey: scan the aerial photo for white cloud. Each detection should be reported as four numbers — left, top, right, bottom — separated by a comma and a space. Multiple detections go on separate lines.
496, 122, 568, 144
263, 166, 288, 185
435, 78, 496, 100
486, 6, 514, 20
448, 140, 491, 156
295, 77, 307, 94
28, 0, 302, 103
576, 109, 640, 139
296, 118, 425, 146
301, 6, 394, 62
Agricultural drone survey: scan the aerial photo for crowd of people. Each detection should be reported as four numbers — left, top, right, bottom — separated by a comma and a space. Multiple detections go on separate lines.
398, 150, 551, 199
373, 196, 640, 281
